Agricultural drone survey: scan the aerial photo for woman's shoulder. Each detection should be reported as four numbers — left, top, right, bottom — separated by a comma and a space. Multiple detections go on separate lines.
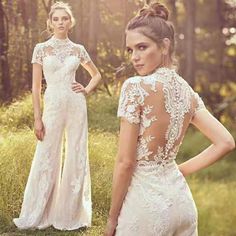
70, 41, 85, 49
121, 76, 144, 93
33, 42, 44, 50
121, 67, 195, 94
120, 76, 149, 101
124, 76, 142, 85
33, 39, 51, 50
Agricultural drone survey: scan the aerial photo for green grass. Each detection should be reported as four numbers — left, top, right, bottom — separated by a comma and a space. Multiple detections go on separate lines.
0, 93, 236, 235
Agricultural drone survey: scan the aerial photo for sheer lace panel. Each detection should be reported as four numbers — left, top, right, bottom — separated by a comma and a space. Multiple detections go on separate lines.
31, 37, 91, 65
118, 68, 206, 166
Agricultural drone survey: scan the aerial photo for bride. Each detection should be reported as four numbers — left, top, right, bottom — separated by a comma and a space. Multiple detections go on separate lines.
14, 2, 101, 230
105, 2, 235, 236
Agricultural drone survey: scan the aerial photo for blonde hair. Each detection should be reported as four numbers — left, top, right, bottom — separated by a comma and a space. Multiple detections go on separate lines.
46, 2, 76, 35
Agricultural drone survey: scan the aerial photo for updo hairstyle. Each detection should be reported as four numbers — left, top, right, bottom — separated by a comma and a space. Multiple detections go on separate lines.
126, 2, 176, 65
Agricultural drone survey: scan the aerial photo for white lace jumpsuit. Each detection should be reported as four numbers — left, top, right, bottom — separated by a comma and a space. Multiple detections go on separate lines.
13, 36, 92, 230
115, 68, 206, 236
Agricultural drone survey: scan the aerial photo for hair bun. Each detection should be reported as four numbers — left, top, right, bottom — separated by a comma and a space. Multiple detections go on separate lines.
139, 2, 169, 21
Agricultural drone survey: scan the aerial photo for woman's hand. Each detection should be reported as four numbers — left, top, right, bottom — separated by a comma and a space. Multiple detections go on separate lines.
34, 119, 45, 141
71, 82, 88, 95
104, 218, 117, 236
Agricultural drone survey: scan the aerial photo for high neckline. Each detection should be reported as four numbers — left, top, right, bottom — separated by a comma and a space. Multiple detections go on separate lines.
51, 35, 70, 44
141, 67, 175, 78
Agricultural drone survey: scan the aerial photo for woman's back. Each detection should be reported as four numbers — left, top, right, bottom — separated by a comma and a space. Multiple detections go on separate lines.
105, 2, 235, 235
118, 67, 205, 166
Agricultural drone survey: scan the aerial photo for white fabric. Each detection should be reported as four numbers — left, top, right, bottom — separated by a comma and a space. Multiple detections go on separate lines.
13, 36, 92, 230
116, 67, 205, 235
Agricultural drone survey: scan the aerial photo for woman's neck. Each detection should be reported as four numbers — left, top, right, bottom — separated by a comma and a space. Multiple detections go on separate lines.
53, 33, 68, 40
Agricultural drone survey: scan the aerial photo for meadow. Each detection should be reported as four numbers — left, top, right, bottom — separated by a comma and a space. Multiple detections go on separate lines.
0, 93, 235, 236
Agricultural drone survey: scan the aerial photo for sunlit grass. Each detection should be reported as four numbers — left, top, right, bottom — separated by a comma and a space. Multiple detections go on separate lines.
0, 93, 235, 235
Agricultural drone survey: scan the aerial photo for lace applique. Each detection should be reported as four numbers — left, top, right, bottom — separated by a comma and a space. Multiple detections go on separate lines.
153, 145, 179, 163
142, 105, 157, 127
193, 90, 206, 114
118, 68, 206, 167
71, 177, 82, 194
32, 44, 43, 65
79, 45, 91, 65
117, 75, 159, 125
126, 216, 140, 232
117, 79, 148, 124
31, 37, 91, 65
116, 68, 199, 235
161, 72, 192, 158
137, 136, 155, 161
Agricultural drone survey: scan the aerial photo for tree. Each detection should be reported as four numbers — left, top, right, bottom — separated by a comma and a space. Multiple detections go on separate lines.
87, 0, 99, 64
0, 0, 11, 101
184, 0, 196, 87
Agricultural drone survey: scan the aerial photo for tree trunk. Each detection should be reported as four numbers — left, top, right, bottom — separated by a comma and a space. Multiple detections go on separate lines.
70, 0, 83, 43
0, 0, 11, 101
87, 0, 99, 64
215, 0, 224, 83
28, 0, 38, 89
184, 0, 196, 87
121, 0, 128, 58
168, 0, 177, 27
42, 0, 54, 13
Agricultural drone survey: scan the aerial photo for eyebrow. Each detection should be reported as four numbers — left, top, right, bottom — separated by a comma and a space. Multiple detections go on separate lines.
52, 15, 69, 18
126, 42, 149, 48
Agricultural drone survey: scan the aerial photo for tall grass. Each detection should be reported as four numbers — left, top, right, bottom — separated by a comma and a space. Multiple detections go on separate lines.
0, 93, 235, 235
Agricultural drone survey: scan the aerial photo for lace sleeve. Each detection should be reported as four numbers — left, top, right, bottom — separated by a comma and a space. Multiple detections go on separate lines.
193, 91, 206, 115
31, 44, 43, 65
117, 80, 141, 124
79, 46, 91, 65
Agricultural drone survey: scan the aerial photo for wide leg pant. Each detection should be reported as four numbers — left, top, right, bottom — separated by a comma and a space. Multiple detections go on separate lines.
13, 91, 91, 230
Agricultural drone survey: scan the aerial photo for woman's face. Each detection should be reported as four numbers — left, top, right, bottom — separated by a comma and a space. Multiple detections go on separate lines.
51, 9, 72, 35
126, 29, 163, 76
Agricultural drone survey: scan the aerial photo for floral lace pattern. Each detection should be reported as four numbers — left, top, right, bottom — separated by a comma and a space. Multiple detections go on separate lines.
116, 67, 203, 235
13, 37, 92, 230
31, 36, 91, 65
118, 67, 205, 166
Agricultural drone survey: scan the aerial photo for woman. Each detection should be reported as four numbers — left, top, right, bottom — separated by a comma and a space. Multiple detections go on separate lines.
13, 2, 101, 230
105, 2, 235, 236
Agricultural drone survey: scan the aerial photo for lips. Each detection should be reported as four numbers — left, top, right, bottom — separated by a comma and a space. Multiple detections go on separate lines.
58, 27, 64, 30
134, 64, 144, 70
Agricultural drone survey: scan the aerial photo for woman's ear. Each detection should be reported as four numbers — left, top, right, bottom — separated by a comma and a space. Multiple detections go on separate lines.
162, 38, 170, 55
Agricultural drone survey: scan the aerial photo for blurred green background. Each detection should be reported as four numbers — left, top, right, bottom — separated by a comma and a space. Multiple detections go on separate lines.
0, 0, 236, 235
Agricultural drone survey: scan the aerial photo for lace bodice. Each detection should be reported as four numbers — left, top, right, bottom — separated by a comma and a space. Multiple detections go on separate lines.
117, 68, 206, 166
31, 36, 91, 88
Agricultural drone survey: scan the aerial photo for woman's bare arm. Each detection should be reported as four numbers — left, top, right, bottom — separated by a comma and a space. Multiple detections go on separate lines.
72, 61, 101, 95
32, 63, 45, 141
178, 110, 235, 176
83, 61, 101, 94
108, 119, 139, 222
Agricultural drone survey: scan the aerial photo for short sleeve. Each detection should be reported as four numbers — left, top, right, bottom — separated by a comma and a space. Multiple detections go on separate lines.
117, 80, 141, 124
79, 46, 91, 65
193, 91, 206, 115
31, 44, 43, 65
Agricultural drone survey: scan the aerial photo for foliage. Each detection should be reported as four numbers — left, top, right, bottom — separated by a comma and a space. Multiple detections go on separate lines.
0, 0, 235, 108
